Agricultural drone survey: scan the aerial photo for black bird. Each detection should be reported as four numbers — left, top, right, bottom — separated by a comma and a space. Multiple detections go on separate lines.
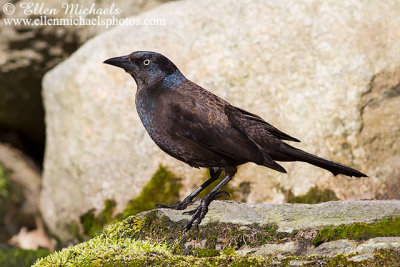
104, 51, 367, 230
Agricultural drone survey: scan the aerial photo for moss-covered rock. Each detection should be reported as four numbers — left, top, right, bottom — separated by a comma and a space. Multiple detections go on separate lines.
34, 213, 275, 266
313, 217, 400, 246
34, 203, 400, 266
126, 210, 291, 254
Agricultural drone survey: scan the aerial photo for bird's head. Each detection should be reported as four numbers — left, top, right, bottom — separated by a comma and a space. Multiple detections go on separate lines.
103, 51, 182, 89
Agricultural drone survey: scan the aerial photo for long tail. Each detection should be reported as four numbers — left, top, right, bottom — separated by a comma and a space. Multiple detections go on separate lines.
278, 145, 367, 177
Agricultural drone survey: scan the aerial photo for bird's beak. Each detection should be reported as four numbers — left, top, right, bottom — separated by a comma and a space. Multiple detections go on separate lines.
103, 55, 135, 73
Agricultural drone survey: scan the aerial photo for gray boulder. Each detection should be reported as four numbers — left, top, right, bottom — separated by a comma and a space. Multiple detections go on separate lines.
41, 0, 400, 241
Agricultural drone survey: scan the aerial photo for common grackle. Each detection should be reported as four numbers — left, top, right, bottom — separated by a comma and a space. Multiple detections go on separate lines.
104, 51, 367, 231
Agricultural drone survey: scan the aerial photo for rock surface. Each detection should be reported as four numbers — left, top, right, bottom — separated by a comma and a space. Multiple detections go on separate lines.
0, 0, 172, 161
34, 200, 400, 266
153, 200, 400, 233
41, 0, 400, 241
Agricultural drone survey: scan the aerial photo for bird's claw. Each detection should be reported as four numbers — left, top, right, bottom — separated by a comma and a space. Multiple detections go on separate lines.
154, 198, 193, 210
183, 203, 207, 231
182, 208, 196, 215
182, 190, 231, 231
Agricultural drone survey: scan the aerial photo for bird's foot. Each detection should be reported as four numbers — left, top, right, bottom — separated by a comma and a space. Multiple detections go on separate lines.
182, 191, 230, 231
154, 197, 194, 210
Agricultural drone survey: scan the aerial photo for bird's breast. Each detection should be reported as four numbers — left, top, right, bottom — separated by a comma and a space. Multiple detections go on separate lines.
135, 89, 171, 138
135, 96, 156, 132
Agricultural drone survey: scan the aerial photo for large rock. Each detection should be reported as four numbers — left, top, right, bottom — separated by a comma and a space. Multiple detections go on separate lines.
41, 0, 400, 241
34, 200, 400, 266
0, 0, 172, 161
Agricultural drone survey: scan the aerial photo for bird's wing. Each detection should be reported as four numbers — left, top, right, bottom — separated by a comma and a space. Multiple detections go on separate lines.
231, 106, 300, 142
161, 90, 286, 173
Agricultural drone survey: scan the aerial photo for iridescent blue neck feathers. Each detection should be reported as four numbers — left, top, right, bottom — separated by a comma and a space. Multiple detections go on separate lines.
161, 70, 186, 89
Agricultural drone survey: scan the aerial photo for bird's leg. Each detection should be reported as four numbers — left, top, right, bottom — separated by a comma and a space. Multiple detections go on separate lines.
155, 168, 222, 210
183, 167, 236, 231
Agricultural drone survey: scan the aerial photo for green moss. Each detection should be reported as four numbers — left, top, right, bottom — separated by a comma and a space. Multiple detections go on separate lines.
287, 186, 338, 204
127, 210, 290, 254
80, 199, 117, 238
122, 165, 182, 218
33, 212, 400, 266
277, 250, 400, 266
191, 248, 220, 257
319, 249, 400, 267
34, 214, 273, 266
33, 217, 271, 266
0, 246, 49, 267
35, 245, 400, 266
221, 247, 236, 256
313, 217, 400, 246
368, 249, 400, 266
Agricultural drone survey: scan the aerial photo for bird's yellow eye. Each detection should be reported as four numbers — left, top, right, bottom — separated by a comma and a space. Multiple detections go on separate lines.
143, 59, 151, 65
